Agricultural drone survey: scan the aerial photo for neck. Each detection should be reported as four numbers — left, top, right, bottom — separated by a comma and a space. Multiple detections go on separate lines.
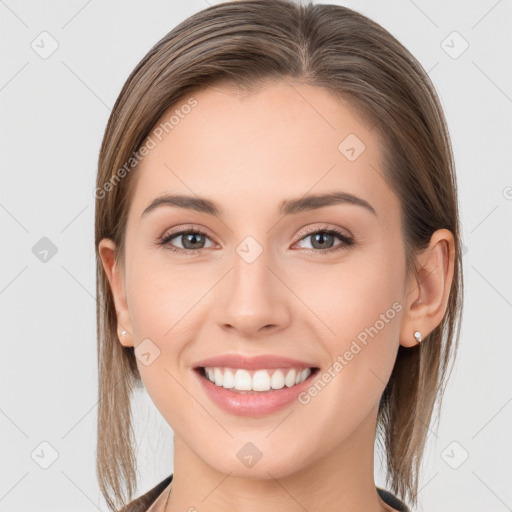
165, 404, 390, 512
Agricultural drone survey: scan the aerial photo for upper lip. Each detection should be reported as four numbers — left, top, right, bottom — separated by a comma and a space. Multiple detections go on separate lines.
193, 353, 318, 370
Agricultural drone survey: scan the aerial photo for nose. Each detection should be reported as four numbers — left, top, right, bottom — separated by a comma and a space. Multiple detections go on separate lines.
215, 245, 291, 339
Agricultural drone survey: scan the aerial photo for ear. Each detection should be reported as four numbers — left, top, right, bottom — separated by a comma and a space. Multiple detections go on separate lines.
400, 229, 456, 348
98, 238, 134, 347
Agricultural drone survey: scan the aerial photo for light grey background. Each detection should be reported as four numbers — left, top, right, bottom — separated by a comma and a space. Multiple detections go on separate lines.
1, 1, 511, 511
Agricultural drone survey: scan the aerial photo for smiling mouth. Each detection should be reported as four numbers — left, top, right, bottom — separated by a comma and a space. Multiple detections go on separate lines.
195, 366, 320, 394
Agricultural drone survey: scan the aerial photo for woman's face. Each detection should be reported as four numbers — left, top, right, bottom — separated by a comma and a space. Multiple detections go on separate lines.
103, 80, 417, 479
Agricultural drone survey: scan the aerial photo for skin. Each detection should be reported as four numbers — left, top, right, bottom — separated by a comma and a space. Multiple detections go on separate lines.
99, 80, 455, 512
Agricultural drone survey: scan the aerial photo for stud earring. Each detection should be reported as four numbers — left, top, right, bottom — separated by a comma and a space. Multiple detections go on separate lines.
413, 331, 422, 343
121, 330, 127, 336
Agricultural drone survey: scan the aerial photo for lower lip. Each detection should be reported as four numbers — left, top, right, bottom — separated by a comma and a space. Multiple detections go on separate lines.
194, 368, 318, 417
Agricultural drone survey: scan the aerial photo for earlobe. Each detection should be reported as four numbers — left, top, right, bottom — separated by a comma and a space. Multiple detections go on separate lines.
98, 238, 134, 347
399, 229, 455, 348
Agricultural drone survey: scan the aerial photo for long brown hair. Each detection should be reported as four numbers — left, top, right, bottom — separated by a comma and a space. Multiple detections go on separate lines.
95, 1, 463, 509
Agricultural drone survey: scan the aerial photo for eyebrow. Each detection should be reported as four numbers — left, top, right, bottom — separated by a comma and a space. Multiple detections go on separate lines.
141, 191, 377, 218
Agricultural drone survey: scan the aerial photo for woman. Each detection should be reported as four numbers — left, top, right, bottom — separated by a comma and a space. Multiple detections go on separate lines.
94, 1, 463, 511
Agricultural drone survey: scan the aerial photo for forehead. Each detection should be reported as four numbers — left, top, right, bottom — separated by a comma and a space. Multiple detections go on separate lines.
128, 80, 396, 223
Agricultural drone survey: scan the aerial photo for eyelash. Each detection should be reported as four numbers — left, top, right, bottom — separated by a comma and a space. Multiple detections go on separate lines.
156, 225, 355, 255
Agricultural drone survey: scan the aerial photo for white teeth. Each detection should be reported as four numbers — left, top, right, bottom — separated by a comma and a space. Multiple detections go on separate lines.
222, 369, 235, 389
234, 369, 252, 390
270, 370, 285, 390
214, 367, 223, 386
284, 369, 296, 387
253, 370, 271, 391
203, 367, 312, 392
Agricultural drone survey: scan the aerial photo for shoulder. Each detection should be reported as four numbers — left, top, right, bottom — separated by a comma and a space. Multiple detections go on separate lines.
118, 474, 173, 512
118, 477, 409, 512
376, 487, 411, 512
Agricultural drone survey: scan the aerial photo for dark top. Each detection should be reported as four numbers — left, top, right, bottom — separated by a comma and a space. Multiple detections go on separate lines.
120, 474, 411, 512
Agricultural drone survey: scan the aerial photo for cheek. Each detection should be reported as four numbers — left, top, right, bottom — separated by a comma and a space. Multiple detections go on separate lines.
287, 252, 404, 432
289, 245, 404, 339
126, 244, 204, 338
123, 247, 195, 393
126, 263, 195, 419
288, 245, 405, 391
